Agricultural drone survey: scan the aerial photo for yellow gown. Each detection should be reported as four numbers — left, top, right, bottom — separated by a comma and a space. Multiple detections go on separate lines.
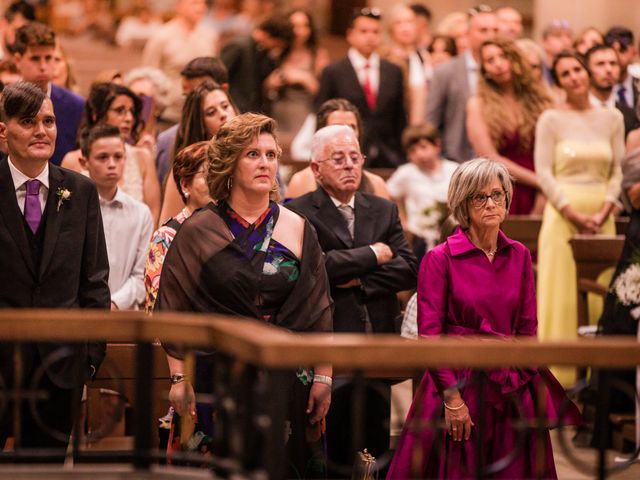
535, 108, 624, 386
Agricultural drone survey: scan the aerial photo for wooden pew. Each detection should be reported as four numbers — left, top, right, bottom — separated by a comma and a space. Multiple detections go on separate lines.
501, 215, 542, 255
501, 216, 628, 258
569, 234, 624, 329
85, 343, 170, 450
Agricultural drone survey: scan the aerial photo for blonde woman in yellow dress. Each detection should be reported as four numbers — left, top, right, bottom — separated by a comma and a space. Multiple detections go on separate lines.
535, 50, 624, 386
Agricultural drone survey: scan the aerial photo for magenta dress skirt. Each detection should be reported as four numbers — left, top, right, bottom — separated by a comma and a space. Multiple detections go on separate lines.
386, 366, 582, 479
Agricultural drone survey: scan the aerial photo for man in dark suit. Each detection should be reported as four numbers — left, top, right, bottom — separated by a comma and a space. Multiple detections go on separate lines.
288, 125, 417, 475
316, 8, 407, 168
12, 22, 84, 166
0, 82, 109, 457
605, 27, 640, 114
426, 5, 497, 163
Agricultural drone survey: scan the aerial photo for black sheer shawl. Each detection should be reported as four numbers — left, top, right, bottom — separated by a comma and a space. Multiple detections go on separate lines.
155, 203, 333, 358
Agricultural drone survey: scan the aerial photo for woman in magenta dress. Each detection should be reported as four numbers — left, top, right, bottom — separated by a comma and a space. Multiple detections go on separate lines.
467, 38, 552, 215
387, 158, 581, 479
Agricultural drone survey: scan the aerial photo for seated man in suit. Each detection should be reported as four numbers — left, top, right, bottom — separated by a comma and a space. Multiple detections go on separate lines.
79, 125, 153, 311
0, 82, 110, 459
316, 8, 407, 168
287, 125, 417, 475
12, 22, 85, 166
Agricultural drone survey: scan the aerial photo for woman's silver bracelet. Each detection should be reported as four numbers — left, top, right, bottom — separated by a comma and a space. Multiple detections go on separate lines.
313, 374, 333, 387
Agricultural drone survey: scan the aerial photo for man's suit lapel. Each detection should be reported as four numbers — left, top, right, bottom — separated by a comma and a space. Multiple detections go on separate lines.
0, 156, 37, 276
343, 59, 370, 114
377, 61, 395, 110
39, 164, 65, 279
312, 188, 353, 248
353, 192, 375, 246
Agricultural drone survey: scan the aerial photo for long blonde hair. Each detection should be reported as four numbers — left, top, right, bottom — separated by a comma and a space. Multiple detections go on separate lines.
477, 38, 551, 150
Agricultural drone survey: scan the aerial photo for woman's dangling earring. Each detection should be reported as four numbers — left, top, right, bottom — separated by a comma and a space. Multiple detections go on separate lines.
227, 177, 233, 191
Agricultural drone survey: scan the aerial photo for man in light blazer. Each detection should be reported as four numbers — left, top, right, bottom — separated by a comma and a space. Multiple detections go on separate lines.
426, 5, 497, 163
316, 8, 406, 168
288, 125, 417, 476
0, 82, 110, 458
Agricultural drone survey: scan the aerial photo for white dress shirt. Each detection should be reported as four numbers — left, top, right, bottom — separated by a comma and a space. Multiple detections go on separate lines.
99, 188, 153, 310
348, 48, 380, 96
8, 157, 49, 213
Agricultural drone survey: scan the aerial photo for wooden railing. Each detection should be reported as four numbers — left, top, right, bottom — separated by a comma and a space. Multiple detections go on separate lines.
0, 309, 639, 479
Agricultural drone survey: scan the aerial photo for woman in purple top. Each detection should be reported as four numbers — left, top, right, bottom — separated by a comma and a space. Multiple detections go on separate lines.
387, 158, 581, 479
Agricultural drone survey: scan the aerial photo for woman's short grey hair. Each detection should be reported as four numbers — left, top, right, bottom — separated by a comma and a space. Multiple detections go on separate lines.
448, 157, 513, 229
123, 67, 172, 112
310, 124, 358, 162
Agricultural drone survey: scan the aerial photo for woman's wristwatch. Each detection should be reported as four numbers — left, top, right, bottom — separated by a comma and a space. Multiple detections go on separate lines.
313, 374, 333, 387
170, 373, 188, 385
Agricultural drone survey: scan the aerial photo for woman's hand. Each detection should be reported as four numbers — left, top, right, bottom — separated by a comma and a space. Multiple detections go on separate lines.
306, 382, 331, 425
169, 381, 197, 419
444, 400, 474, 442
561, 205, 599, 234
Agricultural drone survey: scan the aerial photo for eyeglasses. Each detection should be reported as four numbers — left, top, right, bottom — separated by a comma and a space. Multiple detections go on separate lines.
319, 152, 366, 168
109, 106, 135, 117
469, 190, 505, 208
468, 4, 493, 17
353, 7, 382, 20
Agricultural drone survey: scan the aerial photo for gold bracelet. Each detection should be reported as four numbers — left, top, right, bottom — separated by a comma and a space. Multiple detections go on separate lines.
443, 401, 465, 411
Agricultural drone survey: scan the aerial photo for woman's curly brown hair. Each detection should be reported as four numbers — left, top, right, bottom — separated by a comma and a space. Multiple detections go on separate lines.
477, 38, 552, 151
206, 113, 282, 202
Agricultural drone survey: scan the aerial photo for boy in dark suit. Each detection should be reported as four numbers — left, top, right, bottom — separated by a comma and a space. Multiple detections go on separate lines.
12, 22, 84, 166
0, 82, 109, 458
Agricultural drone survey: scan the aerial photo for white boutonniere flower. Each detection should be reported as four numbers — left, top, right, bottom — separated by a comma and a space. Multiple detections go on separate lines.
56, 187, 72, 212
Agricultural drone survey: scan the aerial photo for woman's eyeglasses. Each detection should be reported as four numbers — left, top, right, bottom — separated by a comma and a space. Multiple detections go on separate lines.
469, 190, 505, 208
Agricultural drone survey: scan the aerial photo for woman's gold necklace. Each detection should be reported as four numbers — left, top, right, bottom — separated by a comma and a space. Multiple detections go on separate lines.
482, 247, 497, 259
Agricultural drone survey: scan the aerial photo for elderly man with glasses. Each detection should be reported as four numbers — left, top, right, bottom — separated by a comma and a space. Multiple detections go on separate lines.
288, 124, 417, 475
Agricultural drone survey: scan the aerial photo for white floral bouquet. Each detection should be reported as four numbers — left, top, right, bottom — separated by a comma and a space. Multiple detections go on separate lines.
611, 263, 640, 320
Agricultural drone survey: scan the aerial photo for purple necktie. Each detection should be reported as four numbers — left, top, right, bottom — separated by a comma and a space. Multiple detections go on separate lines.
24, 179, 42, 233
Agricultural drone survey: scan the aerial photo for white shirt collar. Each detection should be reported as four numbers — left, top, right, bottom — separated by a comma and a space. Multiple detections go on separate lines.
589, 91, 616, 108
99, 187, 125, 208
46, 82, 52, 98
7, 156, 49, 191
329, 194, 355, 209
348, 47, 380, 70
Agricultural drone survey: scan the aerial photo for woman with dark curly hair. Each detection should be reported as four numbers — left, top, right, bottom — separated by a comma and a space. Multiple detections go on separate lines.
466, 38, 552, 214
61, 82, 161, 222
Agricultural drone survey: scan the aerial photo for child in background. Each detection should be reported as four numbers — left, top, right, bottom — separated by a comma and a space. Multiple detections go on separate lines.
386, 123, 458, 260
79, 124, 153, 310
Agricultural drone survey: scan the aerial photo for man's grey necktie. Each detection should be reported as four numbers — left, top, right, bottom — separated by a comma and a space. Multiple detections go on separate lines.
338, 204, 355, 239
